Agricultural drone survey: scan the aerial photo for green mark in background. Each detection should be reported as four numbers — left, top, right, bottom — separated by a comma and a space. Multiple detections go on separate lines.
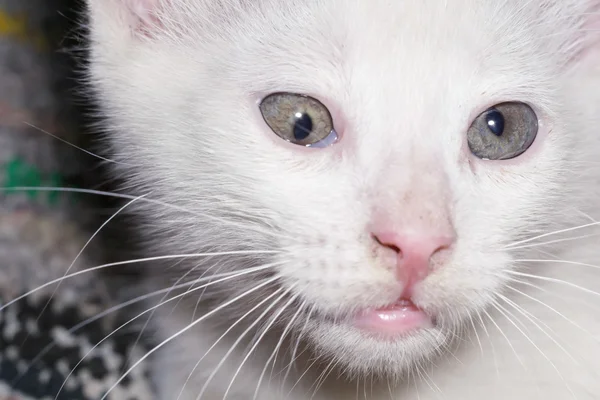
2, 157, 74, 206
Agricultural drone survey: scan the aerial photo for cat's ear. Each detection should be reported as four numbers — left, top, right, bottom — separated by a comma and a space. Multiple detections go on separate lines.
86, 0, 166, 40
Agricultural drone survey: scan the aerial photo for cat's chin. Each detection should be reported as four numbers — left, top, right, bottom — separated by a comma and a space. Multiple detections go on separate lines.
306, 304, 450, 378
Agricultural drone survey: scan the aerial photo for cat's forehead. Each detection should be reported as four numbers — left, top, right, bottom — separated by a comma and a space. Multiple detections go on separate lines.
221, 1, 550, 63
230, 2, 491, 68
199, 1, 562, 116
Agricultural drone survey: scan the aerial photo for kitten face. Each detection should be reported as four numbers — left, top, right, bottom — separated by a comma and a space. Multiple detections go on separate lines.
87, 0, 599, 378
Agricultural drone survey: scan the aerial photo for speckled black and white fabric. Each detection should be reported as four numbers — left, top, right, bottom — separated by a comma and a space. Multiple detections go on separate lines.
0, 291, 155, 400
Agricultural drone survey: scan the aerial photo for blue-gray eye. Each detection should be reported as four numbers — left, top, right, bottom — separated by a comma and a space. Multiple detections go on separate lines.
467, 102, 538, 160
259, 93, 337, 146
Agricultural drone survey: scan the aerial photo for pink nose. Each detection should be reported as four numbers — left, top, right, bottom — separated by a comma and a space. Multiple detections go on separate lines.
373, 231, 455, 298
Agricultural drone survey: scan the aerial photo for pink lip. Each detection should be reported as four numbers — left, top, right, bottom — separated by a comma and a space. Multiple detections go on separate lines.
353, 299, 433, 337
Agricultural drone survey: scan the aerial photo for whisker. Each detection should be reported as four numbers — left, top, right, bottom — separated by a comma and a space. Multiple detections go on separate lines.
3, 187, 285, 238
287, 356, 320, 399
74, 267, 259, 332
33, 195, 146, 326
121, 258, 226, 380
572, 209, 597, 223
504, 221, 600, 249
505, 232, 600, 251
535, 248, 561, 260
195, 286, 293, 400
308, 357, 336, 400
468, 314, 484, 359
0, 250, 279, 313
22, 121, 131, 166
253, 300, 307, 400
223, 292, 300, 399
120, 258, 191, 375
507, 271, 600, 298
482, 308, 525, 368
477, 313, 499, 379
190, 259, 230, 322
497, 294, 578, 364
176, 287, 285, 400
165, 260, 213, 319
100, 275, 282, 400
507, 277, 600, 315
420, 364, 442, 394
412, 363, 421, 400
489, 296, 532, 335
282, 304, 316, 386
492, 300, 575, 398
54, 265, 281, 399
415, 362, 437, 395
2, 186, 178, 211
506, 285, 591, 336
11, 278, 206, 387
506, 277, 552, 295
514, 258, 600, 270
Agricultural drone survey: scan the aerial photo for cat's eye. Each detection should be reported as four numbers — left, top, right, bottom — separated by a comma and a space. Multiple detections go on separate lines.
467, 102, 538, 160
259, 93, 338, 147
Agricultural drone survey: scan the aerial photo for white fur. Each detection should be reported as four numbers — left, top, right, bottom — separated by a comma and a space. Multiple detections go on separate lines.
85, 1, 600, 399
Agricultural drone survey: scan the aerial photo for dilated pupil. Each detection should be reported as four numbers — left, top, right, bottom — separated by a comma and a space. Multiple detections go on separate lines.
485, 109, 505, 136
293, 112, 313, 140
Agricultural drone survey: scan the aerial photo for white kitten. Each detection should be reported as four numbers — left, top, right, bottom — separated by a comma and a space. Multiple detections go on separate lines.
85, 1, 600, 399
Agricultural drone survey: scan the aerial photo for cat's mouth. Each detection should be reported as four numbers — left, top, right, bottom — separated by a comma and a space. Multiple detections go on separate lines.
350, 298, 434, 338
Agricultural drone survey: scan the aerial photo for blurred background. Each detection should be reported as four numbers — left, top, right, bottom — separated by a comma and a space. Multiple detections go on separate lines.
0, 1, 153, 398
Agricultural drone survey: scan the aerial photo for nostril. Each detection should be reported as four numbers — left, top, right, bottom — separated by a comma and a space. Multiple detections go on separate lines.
372, 233, 401, 254
429, 241, 453, 267
433, 241, 452, 254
